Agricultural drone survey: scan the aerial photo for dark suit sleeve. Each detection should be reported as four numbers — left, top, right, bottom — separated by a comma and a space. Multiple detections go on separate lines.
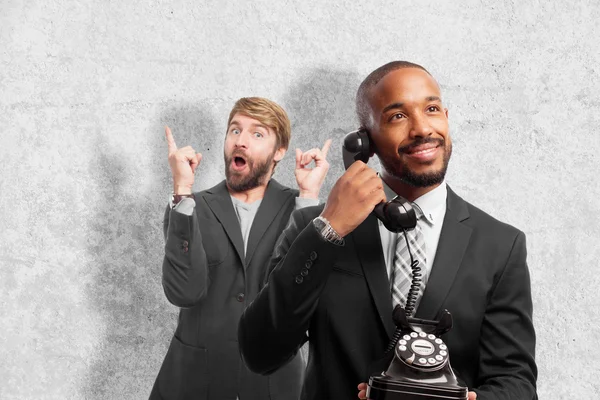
161, 204, 210, 308
475, 231, 537, 400
239, 207, 343, 375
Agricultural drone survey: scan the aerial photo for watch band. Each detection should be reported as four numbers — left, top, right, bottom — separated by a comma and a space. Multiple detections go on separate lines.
312, 216, 345, 246
172, 193, 195, 206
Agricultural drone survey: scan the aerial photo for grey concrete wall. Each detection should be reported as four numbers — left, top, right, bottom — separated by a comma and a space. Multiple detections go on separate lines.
1, 1, 598, 398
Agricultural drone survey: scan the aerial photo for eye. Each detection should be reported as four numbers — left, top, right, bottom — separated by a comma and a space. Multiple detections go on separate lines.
390, 113, 405, 121
427, 105, 440, 112
254, 132, 264, 138
230, 128, 240, 135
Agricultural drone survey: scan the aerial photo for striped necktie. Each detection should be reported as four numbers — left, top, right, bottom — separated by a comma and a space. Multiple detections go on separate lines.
390, 205, 428, 315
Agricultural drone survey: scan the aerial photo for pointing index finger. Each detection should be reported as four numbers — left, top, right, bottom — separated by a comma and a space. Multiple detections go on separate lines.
321, 138, 332, 158
165, 126, 177, 153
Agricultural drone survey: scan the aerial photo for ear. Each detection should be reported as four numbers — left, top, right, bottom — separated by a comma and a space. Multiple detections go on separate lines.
273, 147, 286, 162
444, 108, 449, 118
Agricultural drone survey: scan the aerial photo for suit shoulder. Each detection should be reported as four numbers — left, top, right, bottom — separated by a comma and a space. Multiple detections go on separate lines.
463, 199, 524, 240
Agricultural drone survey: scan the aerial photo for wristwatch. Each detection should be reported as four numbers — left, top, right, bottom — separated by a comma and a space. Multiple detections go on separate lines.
312, 216, 345, 246
171, 193, 195, 206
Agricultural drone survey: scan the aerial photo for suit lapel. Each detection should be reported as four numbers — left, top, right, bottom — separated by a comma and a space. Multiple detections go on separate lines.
416, 186, 472, 320
353, 214, 396, 339
204, 181, 245, 265
245, 179, 292, 266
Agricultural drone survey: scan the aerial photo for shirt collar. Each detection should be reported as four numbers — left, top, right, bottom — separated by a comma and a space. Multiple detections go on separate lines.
381, 179, 447, 226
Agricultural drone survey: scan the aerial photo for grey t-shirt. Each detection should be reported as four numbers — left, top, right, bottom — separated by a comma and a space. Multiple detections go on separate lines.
229, 195, 262, 256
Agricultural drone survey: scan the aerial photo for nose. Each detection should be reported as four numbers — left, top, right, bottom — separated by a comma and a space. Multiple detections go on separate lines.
234, 130, 250, 148
409, 113, 433, 138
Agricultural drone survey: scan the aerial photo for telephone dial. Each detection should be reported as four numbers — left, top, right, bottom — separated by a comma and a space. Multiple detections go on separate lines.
342, 129, 468, 400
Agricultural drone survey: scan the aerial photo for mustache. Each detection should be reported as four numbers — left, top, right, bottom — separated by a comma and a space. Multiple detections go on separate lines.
398, 137, 445, 154
230, 149, 248, 159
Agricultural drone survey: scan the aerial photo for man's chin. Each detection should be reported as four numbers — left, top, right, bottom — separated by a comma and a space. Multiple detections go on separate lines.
400, 169, 447, 187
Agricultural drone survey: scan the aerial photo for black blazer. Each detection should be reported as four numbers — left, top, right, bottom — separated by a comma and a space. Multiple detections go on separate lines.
239, 186, 537, 400
150, 179, 305, 400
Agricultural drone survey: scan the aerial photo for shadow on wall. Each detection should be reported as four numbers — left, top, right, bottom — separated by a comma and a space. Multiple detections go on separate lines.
278, 68, 363, 363
80, 68, 363, 397
81, 102, 219, 399
277, 67, 366, 196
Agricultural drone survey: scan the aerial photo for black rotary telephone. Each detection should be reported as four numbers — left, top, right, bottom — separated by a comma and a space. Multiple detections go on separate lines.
342, 129, 468, 400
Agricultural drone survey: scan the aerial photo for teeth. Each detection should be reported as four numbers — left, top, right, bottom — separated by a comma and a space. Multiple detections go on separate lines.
413, 148, 435, 155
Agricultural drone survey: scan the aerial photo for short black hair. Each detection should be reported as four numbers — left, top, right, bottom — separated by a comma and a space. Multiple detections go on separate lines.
356, 61, 432, 129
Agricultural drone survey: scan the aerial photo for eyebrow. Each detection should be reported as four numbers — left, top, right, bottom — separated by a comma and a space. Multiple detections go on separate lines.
381, 96, 442, 114
381, 102, 404, 114
229, 121, 269, 131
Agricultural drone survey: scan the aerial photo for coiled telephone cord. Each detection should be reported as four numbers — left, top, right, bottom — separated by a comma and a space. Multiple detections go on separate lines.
385, 230, 423, 354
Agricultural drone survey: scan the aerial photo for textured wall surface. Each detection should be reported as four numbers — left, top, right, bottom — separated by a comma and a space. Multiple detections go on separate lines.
1, 0, 599, 399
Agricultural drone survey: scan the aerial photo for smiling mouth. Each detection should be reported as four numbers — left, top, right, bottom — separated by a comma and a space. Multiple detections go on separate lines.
399, 138, 444, 155
405, 144, 439, 155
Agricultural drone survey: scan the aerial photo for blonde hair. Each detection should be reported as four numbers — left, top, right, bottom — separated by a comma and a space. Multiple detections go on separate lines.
227, 97, 291, 150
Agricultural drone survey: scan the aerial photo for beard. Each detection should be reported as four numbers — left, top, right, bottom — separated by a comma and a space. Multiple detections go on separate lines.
379, 138, 452, 188
224, 149, 275, 192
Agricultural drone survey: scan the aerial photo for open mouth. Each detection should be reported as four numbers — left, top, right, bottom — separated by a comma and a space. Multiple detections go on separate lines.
232, 155, 247, 170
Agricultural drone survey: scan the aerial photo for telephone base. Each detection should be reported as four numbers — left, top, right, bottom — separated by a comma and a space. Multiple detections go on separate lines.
366, 375, 468, 400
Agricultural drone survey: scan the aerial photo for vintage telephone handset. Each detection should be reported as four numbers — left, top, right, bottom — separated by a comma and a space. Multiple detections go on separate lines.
342, 129, 468, 400
342, 129, 417, 233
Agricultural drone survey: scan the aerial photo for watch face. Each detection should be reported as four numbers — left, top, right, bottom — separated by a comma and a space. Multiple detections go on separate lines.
313, 217, 326, 231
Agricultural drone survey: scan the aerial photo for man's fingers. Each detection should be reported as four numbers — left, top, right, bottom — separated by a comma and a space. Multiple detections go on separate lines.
177, 147, 197, 160
165, 126, 177, 153
357, 382, 368, 399
295, 149, 303, 169
320, 138, 332, 158
301, 150, 318, 166
190, 153, 202, 174
468, 391, 477, 400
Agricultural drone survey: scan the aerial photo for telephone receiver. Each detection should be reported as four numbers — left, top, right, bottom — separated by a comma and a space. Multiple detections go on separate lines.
342, 129, 417, 232
366, 307, 468, 400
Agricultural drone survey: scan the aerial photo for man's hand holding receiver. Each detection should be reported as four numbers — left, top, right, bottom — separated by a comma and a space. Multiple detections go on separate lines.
320, 161, 386, 238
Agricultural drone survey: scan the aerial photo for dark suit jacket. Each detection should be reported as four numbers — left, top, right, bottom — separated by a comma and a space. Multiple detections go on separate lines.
239, 186, 537, 400
150, 179, 305, 400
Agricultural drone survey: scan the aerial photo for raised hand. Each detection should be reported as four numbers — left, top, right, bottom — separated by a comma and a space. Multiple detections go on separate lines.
165, 126, 202, 194
320, 161, 386, 238
294, 138, 332, 199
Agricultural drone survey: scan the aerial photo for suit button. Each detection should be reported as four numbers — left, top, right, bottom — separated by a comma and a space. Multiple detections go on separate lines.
295, 275, 304, 284
301, 268, 309, 276
304, 260, 312, 269
182, 240, 189, 247
236, 293, 245, 302
310, 251, 317, 261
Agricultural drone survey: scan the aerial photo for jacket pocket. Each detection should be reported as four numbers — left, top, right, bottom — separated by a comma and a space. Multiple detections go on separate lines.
157, 335, 208, 400
332, 264, 365, 277
198, 217, 229, 266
